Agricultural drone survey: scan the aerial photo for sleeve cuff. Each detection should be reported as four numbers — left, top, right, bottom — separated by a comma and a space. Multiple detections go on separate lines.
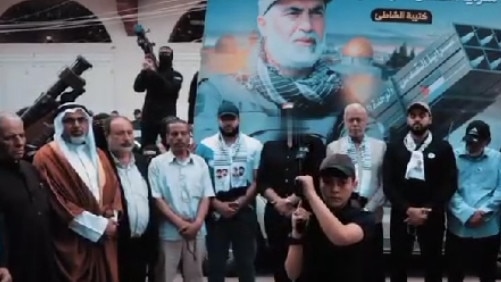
69, 211, 109, 242
456, 207, 476, 224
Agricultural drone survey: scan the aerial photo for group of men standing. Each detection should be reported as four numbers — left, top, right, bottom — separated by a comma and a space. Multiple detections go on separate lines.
0, 103, 159, 282
257, 99, 501, 282
0, 99, 262, 282
0, 99, 500, 282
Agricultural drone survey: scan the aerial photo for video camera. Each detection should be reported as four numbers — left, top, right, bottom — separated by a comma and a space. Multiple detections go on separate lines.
134, 24, 157, 63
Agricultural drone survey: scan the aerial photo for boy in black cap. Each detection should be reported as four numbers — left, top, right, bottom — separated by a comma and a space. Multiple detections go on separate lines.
383, 101, 457, 282
446, 120, 501, 282
284, 154, 375, 282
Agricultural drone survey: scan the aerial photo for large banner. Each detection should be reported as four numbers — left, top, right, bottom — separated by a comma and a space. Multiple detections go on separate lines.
194, 0, 501, 149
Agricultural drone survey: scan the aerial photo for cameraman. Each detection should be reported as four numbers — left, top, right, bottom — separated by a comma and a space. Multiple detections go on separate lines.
133, 46, 183, 148
284, 154, 375, 282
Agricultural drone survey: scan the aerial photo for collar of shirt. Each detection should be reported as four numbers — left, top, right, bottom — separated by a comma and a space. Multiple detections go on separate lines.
218, 133, 241, 149
111, 152, 136, 169
165, 150, 195, 165
457, 146, 488, 160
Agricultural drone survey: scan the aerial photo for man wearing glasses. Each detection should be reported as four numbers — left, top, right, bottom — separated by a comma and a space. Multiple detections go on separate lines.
148, 118, 214, 282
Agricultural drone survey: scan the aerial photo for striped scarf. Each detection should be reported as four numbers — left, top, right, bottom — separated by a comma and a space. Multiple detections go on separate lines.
346, 137, 372, 197
248, 50, 342, 113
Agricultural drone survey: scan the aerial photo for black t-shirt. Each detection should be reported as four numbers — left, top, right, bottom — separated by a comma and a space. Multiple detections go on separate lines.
300, 206, 375, 282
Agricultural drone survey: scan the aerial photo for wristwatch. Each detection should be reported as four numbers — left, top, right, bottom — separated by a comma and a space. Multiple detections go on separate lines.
288, 233, 304, 245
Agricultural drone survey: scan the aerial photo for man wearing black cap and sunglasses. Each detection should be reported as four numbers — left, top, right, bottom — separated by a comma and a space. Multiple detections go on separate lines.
383, 101, 457, 282
446, 120, 501, 282
284, 153, 375, 282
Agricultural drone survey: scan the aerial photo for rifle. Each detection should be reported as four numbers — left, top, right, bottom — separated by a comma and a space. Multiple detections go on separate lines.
134, 24, 157, 65
19, 56, 93, 159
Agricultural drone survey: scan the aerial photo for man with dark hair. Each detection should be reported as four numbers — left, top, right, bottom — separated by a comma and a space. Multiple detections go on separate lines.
284, 153, 375, 282
133, 46, 183, 148
132, 109, 142, 128
383, 101, 457, 282
0, 112, 58, 282
447, 120, 501, 282
197, 102, 263, 282
149, 118, 213, 282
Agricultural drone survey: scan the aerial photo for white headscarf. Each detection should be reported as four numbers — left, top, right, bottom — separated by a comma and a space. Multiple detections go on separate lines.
53, 102, 100, 178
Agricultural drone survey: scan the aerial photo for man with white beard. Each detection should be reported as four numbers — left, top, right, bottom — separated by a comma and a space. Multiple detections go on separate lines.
194, 0, 343, 145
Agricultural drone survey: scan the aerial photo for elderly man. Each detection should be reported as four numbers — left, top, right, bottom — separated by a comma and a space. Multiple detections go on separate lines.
33, 103, 123, 282
194, 0, 343, 144
0, 113, 58, 282
326, 103, 386, 282
104, 116, 158, 282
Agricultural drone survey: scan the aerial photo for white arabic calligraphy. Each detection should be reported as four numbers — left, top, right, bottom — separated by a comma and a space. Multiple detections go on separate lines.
399, 39, 456, 90
367, 88, 393, 112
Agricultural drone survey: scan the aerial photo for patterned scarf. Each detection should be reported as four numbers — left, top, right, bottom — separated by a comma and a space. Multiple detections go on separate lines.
247, 44, 342, 113
213, 134, 248, 192
346, 137, 372, 195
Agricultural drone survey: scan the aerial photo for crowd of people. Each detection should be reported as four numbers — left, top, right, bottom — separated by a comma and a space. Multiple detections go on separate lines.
0, 95, 500, 282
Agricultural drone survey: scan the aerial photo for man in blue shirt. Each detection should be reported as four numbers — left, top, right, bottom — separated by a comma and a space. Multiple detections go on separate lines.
447, 120, 501, 282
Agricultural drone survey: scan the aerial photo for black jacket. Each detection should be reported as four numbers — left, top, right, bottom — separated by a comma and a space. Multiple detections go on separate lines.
117, 153, 158, 278
0, 160, 59, 282
382, 136, 457, 217
133, 68, 183, 121
188, 72, 198, 124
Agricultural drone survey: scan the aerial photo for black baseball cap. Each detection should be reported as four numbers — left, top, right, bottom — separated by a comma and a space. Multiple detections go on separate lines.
463, 120, 490, 143
319, 154, 356, 178
217, 101, 239, 118
407, 101, 431, 114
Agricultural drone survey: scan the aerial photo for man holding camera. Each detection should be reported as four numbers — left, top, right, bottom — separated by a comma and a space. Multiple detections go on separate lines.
133, 46, 183, 149
284, 153, 375, 282
446, 120, 501, 282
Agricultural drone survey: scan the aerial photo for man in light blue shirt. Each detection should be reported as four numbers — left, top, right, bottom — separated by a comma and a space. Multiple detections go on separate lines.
447, 120, 501, 282
149, 118, 214, 282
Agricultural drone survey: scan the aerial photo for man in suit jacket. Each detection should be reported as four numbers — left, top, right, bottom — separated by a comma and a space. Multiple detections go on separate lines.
104, 116, 158, 282
326, 103, 387, 282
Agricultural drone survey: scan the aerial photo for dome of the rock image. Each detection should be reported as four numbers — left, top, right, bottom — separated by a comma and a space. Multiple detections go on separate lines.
342, 37, 374, 58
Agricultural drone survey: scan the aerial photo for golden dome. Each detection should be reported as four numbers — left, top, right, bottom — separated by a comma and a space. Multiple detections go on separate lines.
342, 37, 374, 58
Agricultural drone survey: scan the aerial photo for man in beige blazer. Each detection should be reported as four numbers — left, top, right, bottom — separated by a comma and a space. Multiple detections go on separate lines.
326, 103, 386, 282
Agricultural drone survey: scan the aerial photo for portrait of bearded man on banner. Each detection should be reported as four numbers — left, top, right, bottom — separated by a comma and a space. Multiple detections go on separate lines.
194, 0, 346, 144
